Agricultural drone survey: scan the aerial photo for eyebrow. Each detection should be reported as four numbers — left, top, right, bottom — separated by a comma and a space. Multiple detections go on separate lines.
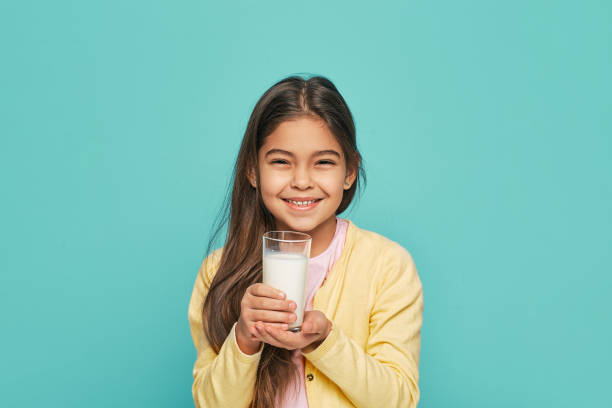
264, 149, 341, 158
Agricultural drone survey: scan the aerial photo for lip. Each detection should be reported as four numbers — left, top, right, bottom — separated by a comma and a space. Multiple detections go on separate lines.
283, 197, 321, 201
281, 197, 322, 211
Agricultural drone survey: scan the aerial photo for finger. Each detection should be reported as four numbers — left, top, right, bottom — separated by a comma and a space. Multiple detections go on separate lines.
254, 322, 288, 348
248, 329, 260, 341
262, 325, 299, 349
243, 320, 289, 332
251, 297, 296, 312
301, 314, 322, 334
301, 320, 314, 333
250, 324, 266, 342
261, 322, 289, 330
256, 322, 302, 349
302, 320, 326, 334
251, 325, 268, 344
250, 310, 297, 324
303, 310, 330, 333
264, 325, 320, 349
249, 283, 286, 300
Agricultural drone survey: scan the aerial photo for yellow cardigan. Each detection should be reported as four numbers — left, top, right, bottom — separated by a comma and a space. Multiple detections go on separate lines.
188, 220, 424, 407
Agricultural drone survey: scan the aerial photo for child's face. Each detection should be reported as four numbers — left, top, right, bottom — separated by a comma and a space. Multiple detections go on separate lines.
252, 117, 356, 236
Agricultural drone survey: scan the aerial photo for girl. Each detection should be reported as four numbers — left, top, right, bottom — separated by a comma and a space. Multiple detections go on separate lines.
188, 75, 423, 408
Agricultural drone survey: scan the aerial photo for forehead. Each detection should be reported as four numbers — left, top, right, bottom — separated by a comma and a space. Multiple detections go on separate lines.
260, 117, 343, 155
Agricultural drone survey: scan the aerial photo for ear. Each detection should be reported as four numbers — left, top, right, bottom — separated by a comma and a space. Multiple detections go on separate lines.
343, 167, 357, 190
247, 167, 257, 188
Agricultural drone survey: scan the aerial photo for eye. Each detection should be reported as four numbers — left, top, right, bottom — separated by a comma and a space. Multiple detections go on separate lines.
316, 160, 336, 166
270, 159, 289, 165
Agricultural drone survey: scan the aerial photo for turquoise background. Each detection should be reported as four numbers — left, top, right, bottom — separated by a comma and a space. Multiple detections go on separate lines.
1, 1, 610, 406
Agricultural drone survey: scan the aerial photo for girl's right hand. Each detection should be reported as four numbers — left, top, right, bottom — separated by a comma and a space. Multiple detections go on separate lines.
235, 283, 297, 355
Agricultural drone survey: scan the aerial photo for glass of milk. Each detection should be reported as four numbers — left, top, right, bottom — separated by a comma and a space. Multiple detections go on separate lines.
262, 231, 311, 332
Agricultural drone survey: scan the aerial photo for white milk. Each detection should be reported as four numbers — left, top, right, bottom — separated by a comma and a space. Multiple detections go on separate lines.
262, 251, 308, 331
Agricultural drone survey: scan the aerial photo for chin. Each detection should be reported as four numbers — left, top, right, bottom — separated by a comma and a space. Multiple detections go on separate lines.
282, 213, 339, 236
274, 216, 317, 234
283, 220, 316, 233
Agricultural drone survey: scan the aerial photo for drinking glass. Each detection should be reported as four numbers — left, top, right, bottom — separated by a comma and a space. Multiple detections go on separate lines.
262, 231, 311, 332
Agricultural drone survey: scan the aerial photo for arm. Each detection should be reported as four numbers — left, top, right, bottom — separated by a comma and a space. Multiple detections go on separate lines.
188, 254, 263, 408
302, 249, 424, 408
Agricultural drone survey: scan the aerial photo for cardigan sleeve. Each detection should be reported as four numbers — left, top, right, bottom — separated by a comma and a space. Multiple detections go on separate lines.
302, 246, 423, 408
188, 251, 263, 408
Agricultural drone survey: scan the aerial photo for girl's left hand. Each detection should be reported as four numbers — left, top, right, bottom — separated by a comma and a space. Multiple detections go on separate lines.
253, 310, 332, 352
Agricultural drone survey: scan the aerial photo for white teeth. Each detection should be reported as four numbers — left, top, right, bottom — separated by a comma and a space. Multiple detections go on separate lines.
288, 199, 316, 206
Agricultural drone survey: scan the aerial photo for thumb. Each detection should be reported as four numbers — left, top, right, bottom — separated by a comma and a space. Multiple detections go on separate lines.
301, 320, 314, 333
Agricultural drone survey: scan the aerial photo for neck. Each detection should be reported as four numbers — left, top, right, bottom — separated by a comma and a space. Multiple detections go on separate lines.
307, 216, 337, 258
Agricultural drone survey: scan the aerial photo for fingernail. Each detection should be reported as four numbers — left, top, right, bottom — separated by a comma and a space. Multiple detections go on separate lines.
278, 291, 286, 299
282, 324, 288, 330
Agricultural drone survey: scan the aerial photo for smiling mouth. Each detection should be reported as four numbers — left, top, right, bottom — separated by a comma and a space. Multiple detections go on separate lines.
282, 198, 322, 209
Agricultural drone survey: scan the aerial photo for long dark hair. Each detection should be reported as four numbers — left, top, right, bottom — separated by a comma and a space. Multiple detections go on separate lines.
202, 75, 365, 407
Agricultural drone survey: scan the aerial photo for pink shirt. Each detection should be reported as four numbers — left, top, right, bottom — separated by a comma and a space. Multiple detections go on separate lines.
278, 218, 349, 408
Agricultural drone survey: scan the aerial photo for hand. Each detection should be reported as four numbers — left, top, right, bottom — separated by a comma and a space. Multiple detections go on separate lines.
252, 310, 332, 352
236, 283, 298, 355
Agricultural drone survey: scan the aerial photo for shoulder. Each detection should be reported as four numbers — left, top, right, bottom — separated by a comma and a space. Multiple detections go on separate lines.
188, 248, 224, 324
348, 221, 415, 265
198, 247, 224, 288
345, 220, 420, 287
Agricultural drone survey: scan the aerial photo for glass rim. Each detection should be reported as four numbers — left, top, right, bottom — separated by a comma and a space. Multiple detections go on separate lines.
263, 230, 312, 243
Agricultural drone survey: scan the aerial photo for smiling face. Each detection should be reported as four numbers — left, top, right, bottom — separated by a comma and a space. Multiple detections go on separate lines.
250, 116, 356, 250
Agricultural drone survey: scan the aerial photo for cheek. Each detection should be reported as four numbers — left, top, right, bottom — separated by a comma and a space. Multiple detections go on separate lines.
258, 181, 280, 214
318, 174, 347, 200
259, 170, 287, 198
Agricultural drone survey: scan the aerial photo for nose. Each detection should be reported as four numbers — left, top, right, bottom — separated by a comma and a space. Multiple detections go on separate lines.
291, 165, 313, 190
